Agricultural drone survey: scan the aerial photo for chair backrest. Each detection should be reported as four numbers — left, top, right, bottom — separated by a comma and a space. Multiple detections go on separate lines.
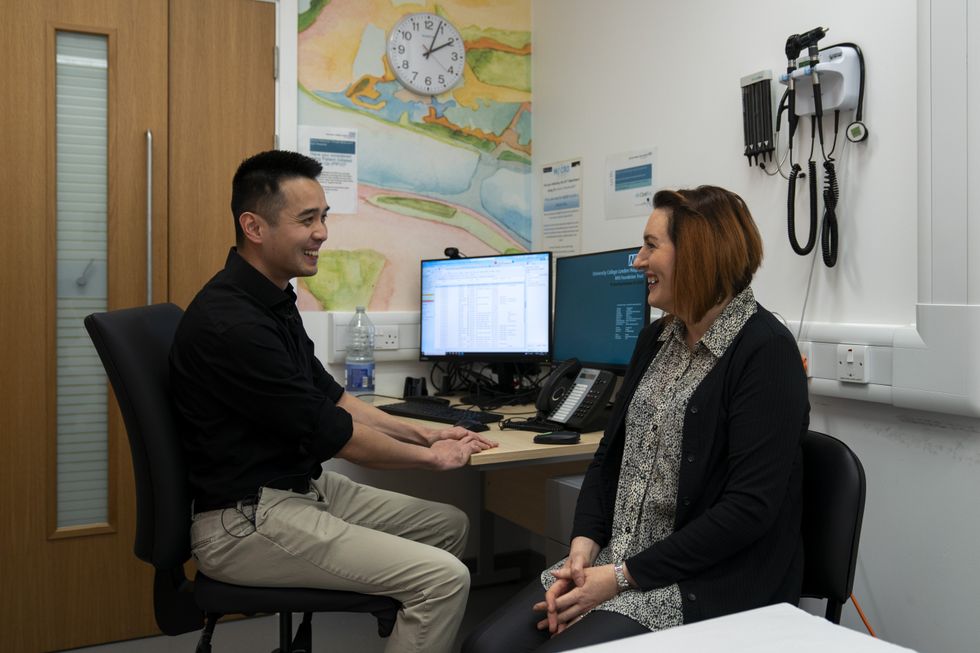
84, 303, 190, 570
800, 430, 867, 622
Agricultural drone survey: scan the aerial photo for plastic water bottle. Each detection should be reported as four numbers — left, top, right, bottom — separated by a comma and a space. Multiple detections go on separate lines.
345, 306, 375, 400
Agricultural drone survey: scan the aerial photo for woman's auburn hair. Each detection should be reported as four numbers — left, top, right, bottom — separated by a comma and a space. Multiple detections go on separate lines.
653, 185, 763, 324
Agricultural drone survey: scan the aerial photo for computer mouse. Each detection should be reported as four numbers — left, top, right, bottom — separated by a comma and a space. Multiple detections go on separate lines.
454, 418, 490, 433
533, 430, 581, 445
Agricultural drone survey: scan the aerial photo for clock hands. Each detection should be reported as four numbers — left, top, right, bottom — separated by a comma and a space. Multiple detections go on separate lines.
425, 39, 455, 58
423, 22, 443, 59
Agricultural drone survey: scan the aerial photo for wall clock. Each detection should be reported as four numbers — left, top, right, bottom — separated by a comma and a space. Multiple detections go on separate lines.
386, 12, 465, 96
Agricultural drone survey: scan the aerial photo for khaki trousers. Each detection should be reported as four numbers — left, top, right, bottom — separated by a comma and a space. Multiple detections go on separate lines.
190, 471, 471, 653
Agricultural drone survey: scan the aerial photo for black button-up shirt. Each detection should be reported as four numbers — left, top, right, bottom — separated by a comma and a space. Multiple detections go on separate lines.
170, 248, 353, 510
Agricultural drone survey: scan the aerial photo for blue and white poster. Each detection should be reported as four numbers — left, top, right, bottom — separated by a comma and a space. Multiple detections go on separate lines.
540, 157, 582, 256
605, 148, 655, 220
300, 125, 358, 214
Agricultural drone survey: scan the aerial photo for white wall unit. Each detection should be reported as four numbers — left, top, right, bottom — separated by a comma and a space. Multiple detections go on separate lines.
302, 310, 421, 364
790, 303, 980, 418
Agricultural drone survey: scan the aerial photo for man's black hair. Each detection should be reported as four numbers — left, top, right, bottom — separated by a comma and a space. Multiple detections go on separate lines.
230, 150, 323, 245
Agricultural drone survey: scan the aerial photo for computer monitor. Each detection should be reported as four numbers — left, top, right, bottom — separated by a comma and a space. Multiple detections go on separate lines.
419, 252, 552, 368
552, 247, 651, 372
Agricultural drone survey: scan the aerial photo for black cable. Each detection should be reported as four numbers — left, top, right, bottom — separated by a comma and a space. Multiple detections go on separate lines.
821, 159, 840, 267
830, 110, 841, 156
807, 158, 819, 249
823, 42, 865, 121
787, 163, 800, 243
787, 163, 815, 255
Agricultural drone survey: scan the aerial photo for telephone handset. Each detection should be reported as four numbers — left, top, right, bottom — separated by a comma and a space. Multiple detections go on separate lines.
536, 358, 616, 432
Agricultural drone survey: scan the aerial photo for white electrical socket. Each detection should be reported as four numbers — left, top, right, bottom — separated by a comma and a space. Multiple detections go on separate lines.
837, 344, 869, 383
322, 311, 421, 363
375, 325, 399, 350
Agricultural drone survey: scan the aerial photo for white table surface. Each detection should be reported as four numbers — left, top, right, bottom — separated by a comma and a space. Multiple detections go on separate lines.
571, 603, 917, 653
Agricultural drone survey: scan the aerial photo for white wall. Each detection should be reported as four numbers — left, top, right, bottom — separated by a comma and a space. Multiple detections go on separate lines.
533, 0, 979, 651
533, 0, 918, 326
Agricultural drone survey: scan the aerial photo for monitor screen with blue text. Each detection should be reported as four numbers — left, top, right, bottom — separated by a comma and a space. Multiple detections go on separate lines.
553, 247, 651, 371
419, 252, 552, 362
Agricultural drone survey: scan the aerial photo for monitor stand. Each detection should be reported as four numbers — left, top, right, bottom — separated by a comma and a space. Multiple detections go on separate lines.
490, 362, 519, 395
459, 362, 541, 408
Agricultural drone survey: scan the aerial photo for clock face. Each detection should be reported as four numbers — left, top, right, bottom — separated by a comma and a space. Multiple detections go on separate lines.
387, 13, 465, 96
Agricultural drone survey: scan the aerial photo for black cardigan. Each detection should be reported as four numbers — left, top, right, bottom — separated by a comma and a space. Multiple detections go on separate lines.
570, 305, 809, 624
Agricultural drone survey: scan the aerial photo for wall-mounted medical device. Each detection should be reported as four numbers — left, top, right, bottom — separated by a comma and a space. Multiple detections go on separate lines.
782, 45, 861, 118
745, 26, 867, 268
741, 70, 775, 167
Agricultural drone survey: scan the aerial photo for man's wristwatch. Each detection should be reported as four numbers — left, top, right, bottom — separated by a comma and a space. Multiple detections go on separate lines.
613, 562, 632, 593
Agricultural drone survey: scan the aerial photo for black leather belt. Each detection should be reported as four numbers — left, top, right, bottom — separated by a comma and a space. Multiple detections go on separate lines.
194, 496, 257, 514
194, 477, 311, 514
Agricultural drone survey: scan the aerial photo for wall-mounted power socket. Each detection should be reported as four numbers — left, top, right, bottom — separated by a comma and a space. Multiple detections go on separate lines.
837, 344, 870, 383
311, 310, 421, 364
375, 325, 399, 350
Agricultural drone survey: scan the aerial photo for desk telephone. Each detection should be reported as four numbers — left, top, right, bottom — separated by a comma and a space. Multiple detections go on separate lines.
535, 358, 615, 432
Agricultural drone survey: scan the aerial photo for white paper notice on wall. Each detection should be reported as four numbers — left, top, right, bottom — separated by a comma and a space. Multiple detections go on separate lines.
299, 125, 358, 214
541, 158, 583, 257
605, 148, 655, 220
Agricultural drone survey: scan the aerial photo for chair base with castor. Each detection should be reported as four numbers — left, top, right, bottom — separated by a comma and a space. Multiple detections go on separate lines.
86, 303, 400, 652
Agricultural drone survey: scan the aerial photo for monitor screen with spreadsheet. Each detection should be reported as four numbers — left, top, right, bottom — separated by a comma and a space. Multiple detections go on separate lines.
419, 252, 552, 363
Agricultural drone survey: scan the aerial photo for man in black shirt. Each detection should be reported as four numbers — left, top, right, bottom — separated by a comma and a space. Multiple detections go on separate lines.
170, 150, 496, 653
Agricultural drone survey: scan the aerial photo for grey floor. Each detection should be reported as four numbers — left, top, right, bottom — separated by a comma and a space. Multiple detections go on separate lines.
62, 579, 529, 653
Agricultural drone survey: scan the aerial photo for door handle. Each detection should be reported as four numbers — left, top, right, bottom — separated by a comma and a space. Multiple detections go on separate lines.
146, 129, 153, 304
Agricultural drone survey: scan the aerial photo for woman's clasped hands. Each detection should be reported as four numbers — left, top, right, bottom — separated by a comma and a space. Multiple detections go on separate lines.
533, 536, 621, 636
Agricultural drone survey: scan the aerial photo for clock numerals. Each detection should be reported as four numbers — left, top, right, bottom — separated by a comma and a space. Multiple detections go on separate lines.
387, 12, 465, 96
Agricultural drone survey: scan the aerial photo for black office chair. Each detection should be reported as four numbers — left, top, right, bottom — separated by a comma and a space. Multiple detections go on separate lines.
800, 430, 867, 623
85, 303, 399, 653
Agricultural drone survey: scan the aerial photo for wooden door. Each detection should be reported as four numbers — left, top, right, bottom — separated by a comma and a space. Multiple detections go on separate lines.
0, 0, 275, 650
0, 0, 168, 650
169, 0, 277, 308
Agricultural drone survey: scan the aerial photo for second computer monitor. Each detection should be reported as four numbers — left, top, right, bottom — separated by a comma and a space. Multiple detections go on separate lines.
553, 247, 651, 371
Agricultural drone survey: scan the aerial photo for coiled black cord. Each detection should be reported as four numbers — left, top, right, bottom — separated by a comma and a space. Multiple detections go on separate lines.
821, 159, 839, 267
787, 163, 816, 255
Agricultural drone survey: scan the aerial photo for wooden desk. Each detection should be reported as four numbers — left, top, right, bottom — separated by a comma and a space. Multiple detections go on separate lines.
468, 425, 602, 467
386, 402, 601, 533
379, 399, 602, 582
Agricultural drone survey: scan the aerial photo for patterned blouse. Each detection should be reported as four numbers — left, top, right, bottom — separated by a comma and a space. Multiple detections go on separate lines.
542, 287, 758, 631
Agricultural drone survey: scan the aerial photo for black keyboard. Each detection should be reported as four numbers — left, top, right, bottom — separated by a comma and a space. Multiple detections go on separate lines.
378, 401, 503, 425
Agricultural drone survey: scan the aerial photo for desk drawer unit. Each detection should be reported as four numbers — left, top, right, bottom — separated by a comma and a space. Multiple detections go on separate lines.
544, 474, 585, 564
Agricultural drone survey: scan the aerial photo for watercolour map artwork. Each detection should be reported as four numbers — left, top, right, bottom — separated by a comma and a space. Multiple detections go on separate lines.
296, 0, 532, 311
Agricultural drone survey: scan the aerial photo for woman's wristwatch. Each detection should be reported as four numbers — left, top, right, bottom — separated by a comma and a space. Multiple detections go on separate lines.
613, 562, 632, 593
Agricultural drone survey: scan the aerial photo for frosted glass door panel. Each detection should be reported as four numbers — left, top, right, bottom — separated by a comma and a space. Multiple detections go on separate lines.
56, 31, 109, 528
